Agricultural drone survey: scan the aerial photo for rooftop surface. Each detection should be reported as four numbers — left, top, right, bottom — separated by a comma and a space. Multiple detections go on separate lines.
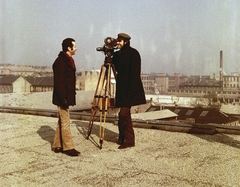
1, 112, 240, 186
0, 91, 94, 111
1, 92, 240, 186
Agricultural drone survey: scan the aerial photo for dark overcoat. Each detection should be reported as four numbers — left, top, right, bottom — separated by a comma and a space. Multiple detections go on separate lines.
52, 52, 76, 107
112, 44, 146, 107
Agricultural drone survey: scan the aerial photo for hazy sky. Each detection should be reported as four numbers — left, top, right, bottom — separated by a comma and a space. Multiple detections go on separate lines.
1, 0, 240, 75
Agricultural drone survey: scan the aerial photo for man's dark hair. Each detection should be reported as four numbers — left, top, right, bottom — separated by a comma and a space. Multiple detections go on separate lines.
62, 38, 75, 52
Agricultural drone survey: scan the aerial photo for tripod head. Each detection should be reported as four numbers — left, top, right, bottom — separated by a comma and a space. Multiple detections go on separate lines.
96, 37, 117, 63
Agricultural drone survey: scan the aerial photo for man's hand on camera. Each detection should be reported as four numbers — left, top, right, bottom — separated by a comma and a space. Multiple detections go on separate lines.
61, 99, 69, 109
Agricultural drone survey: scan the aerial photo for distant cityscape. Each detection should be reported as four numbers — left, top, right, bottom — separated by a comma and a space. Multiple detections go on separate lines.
0, 60, 239, 105
1, 61, 240, 126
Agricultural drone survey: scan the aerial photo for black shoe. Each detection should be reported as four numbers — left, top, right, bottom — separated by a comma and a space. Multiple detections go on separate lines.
118, 143, 135, 149
53, 147, 63, 153
63, 149, 80, 156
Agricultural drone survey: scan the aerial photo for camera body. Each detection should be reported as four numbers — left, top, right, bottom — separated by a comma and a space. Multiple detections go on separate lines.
96, 37, 117, 61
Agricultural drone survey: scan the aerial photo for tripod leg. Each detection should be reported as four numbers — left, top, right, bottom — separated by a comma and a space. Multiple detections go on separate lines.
99, 99, 109, 149
87, 64, 106, 139
99, 96, 104, 149
99, 64, 111, 149
99, 97, 109, 149
87, 108, 97, 139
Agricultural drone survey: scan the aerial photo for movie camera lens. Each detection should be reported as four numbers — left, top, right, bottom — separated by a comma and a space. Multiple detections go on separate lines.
104, 37, 117, 47
96, 37, 117, 52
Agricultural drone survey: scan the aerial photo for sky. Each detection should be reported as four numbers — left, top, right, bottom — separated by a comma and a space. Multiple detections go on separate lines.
1, 0, 240, 76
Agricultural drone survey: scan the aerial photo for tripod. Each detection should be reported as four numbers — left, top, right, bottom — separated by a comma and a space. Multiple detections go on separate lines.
86, 57, 117, 149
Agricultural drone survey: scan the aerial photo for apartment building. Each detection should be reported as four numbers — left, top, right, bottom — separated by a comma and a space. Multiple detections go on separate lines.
169, 73, 240, 104
141, 73, 188, 95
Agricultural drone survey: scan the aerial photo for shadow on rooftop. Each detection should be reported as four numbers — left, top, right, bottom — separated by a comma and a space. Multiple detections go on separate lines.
73, 120, 118, 148
192, 133, 240, 149
37, 125, 55, 147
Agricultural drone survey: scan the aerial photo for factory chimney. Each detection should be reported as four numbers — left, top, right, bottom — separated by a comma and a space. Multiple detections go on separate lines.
220, 50, 223, 81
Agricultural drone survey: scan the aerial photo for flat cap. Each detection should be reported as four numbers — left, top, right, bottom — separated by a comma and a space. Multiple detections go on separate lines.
117, 33, 131, 41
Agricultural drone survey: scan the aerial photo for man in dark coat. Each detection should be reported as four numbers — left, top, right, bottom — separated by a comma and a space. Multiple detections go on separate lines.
112, 33, 146, 149
52, 38, 80, 156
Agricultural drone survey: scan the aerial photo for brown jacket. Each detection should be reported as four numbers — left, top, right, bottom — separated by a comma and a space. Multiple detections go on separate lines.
52, 52, 76, 107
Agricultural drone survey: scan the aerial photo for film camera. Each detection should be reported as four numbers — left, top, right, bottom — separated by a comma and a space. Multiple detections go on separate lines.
96, 37, 117, 63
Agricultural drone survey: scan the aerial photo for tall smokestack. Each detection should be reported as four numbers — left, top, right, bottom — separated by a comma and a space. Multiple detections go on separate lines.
220, 50, 223, 81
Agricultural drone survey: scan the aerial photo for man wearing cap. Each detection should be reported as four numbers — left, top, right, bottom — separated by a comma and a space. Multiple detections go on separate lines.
112, 33, 146, 149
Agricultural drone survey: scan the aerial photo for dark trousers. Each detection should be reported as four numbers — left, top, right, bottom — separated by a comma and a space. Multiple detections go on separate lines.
118, 107, 135, 144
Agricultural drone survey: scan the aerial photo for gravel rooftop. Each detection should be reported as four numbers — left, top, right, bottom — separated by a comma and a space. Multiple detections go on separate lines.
0, 92, 240, 186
